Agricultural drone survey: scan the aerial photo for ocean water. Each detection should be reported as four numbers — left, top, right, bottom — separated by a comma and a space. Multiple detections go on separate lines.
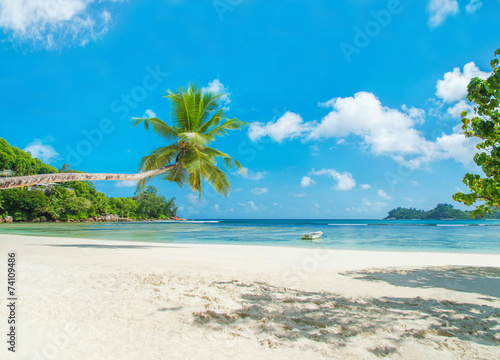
1, 219, 500, 254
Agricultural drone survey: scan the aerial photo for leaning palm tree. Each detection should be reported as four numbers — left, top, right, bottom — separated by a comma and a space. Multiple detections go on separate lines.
0, 84, 247, 196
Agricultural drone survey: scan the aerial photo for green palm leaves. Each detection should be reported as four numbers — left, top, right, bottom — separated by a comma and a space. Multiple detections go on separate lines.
133, 84, 247, 197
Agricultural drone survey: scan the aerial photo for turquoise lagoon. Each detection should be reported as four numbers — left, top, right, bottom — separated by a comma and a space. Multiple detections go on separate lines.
1, 219, 500, 254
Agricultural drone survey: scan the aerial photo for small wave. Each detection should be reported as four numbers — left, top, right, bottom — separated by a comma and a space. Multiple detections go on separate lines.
436, 224, 468, 227
329, 223, 369, 226
160, 220, 220, 224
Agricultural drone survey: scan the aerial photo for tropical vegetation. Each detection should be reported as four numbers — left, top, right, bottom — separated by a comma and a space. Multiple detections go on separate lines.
385, 203, 500, 220
453, 48, 500, 217
0, 84, 246, 198
0, 139, 177, 222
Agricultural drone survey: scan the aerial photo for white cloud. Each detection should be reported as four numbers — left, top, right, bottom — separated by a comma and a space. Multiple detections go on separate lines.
0, 0, 123, 49
447, 100, 473, 118
465, 0, 482, 14
24, 140, 60, 163
436, 62, 489, 103
427, 0, 459, 27
435, 125, 479, 165
360, 184, 371, 190
202, 79, 231, 107
233, 167, 266, 181
377, 189, 392, 200
300, 176, 316, 188
237, 201, 258, 211
348, 198, 387, 213
293, 192, 306, 198
144, 109, 156, 118
251, 187, 268, 195
187, 193, 204, 205
310, 92, 430, 156
248, 111, 311, 143
310, 168, 356, 191
249, 89, 479, 169
115, 180, 136, 188
213, 204, 220, 212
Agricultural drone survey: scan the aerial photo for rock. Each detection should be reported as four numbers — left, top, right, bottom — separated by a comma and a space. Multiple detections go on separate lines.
87, 217, 95, 222
5, 216, 13, 223
169, 215, 183, 221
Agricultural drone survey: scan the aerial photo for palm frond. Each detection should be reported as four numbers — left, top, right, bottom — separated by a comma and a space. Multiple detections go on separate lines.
163, 165, 188, 187
196, 109, 226, 134
203, 162, 231, 197
138, 144, 180, 172
203, 147, 245, 174
133, 117, 179, 142
205, 118, 248, 139
181, 132, 212, 147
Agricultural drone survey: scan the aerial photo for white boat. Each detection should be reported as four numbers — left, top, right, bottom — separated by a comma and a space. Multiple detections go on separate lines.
301, 231, 323, 240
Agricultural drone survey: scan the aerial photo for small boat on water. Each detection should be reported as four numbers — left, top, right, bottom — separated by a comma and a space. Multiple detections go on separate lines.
301, 231, 323, 240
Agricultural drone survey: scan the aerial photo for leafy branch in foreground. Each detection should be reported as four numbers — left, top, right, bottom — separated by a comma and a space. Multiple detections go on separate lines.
453, 48, 500, 217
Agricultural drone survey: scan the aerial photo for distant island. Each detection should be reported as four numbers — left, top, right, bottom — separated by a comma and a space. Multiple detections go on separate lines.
385, 203, 500, 220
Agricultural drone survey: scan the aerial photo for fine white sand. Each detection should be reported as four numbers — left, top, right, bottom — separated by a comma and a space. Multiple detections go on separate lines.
1, 234, 499, 359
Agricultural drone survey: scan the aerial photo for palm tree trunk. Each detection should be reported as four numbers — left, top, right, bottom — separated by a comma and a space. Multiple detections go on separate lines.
0, 163, 179, 190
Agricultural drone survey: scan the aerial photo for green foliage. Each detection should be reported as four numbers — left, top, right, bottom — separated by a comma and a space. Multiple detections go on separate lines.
134, 186, 177, 219
453, 48, 500, 217
0, 137, 179, 222
0, 138, 58, 175
386, 204, 475, 220
133, 84, 247, 197
0, 188, 49, 220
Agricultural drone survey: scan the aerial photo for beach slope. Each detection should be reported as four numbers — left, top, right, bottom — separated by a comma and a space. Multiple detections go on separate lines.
1, 234, 499, 359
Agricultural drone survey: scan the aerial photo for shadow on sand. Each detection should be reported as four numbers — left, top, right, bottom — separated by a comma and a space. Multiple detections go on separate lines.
346, 266, 500, 299
193, 279, 500, 352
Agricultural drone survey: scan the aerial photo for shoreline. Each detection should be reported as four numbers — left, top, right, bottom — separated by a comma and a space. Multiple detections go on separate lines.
1, 234, 499, 359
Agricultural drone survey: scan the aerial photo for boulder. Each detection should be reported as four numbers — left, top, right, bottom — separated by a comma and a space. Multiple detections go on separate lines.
87, 217, 95, 222
5, 216, 13, 223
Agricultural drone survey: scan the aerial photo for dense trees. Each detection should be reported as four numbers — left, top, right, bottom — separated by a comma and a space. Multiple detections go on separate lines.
0, 183, 177, 222
0, 139, 57, 176
385, 203, 500, 220
453, 48, 500, 217
0, 138, 178, 222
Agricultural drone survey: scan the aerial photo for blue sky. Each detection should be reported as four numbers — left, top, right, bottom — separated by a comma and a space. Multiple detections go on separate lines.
0, 0, 498, 219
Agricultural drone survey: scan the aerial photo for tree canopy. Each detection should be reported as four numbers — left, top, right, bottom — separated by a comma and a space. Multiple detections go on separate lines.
453, 48, 500, 217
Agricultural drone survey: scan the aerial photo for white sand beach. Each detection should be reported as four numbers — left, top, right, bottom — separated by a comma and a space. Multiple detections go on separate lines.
1, 233, 499, 359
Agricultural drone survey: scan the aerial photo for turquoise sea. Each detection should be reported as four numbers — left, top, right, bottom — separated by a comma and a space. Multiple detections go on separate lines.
1, 219, 500, 254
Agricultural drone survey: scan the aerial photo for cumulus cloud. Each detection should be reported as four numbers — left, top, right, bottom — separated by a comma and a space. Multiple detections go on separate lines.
310, 92, 431, 157
233, 167, 266, 181
0, 0, 124, 49
144, 109, 156, 118
237, 201, 258, 211
347, 198, 387, 213
251, 187, 268, 195
23, 139, 60, 163
360, 184, 371, 190
465, 0, 482, 14
377, 189, 392, 200
249, 89, 479, 169
310, 168, 356, 191
447, 100, 473, 118
248, 111, 312, 143
436, 62, 489, 103
427, 0, 459, 27
202, 79, 231, 107
300, 176, 316, 188
115, 180, 137, 188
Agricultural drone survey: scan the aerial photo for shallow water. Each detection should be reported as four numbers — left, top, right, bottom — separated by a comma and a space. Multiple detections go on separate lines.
2, 219, 500, 253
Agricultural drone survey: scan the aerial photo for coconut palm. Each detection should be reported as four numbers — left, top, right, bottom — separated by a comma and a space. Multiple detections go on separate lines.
0, 84, 247, 196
